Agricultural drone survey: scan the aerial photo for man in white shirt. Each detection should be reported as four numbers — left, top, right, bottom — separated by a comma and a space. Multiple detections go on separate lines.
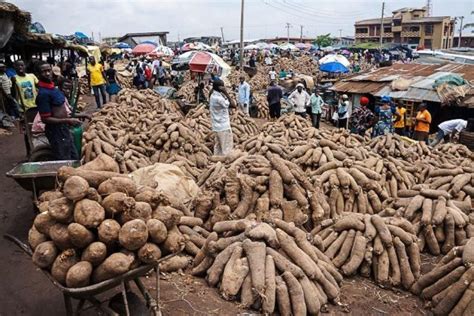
268, 67, 277, 82
288, 83, 310, 117
237, 76, 251, 115
209, 80, 235, 156
430, 119, 467, 147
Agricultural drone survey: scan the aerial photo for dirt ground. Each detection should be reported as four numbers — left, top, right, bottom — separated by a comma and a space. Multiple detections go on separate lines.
0, 97, 433, 315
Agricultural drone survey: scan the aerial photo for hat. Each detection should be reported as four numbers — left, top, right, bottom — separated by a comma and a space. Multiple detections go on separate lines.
381, 95, 391, 103
52, 66, 61, 76
342, 94, 348, 100
296, 83, 304, 88
360, 96, 369, 106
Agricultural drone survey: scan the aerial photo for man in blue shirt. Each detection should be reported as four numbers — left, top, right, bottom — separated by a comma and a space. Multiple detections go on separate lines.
36, 62, 81, 160
238, 76, 251, 115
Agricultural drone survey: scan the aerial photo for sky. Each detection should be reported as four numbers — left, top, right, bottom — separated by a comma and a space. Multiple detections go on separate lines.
10, 0, 474, 42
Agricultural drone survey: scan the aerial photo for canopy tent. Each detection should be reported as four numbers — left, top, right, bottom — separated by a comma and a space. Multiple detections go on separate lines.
181, 42, 212, 52
147, 45, 174, 58
244, 44, 259, 50
255, 42, 269, 50
318, 54, 351, 67
113, 42, 131, 49
319, 61, 349, 73
74, 31, 89, 40
132, 42, 156, 55
295, 43, 311, 50
279, 43, 298, 51
141, 40, 158, 46
188, 51, 231, 79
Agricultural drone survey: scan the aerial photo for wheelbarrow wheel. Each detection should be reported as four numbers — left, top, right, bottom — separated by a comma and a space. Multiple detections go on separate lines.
29, 148, 55, 162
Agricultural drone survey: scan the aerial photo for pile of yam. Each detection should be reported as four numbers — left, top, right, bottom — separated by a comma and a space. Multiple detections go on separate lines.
82, 89, 211, 174
411, 238, 474, 315
191, 219, 342, 314
313, 213, 421, 289
29, 155, 198, 288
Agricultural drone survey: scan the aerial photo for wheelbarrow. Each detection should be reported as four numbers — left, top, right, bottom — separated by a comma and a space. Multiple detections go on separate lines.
5, 160, 80, 201
5, 234, 179, 316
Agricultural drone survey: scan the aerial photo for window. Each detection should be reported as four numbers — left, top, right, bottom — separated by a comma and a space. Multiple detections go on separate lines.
425, 24, 433, 35
413, 14, 420, 18
393, 19, 402, 26
424, 39, 432, 49
403, 26, 420, 32
384, 27, 392, 33
356, 28, 368, 34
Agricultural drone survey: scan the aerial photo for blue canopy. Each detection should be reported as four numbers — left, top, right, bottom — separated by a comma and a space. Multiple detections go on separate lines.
141, 40, 158, 46
319, 61, 349, 73
74, 32, 89, 39
113, 42, 131, 49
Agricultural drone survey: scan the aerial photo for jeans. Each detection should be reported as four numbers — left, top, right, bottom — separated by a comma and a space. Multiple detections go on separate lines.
312, 113, 321, 128
430, 129, 447, 147
269, 102, 281, 118
92, 84, 107, 108
45, 124, 79, 160
338, 118, 347, 129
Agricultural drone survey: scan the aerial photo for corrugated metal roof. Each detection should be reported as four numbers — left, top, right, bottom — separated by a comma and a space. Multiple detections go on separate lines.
374, 86, 440, 102
330, 81, 387, 93
336, 63, 474, 105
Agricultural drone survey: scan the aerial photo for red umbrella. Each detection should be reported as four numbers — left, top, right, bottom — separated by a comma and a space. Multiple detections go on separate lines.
188, 51, 213, 73
132, 43, 156, 55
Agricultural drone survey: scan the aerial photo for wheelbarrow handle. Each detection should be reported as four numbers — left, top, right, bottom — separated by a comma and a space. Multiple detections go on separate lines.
4, 233, 33, 257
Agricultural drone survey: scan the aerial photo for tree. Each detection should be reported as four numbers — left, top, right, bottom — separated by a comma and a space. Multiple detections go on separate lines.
314, 34, 333, 48
463, 11, 474, 30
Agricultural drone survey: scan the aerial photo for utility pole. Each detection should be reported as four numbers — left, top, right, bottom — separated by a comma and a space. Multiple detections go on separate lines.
220, 27, 225, 45
300, 25, 304, 43
379, 1, 385, 49
285, 22, 291, 43
457, 16, 464, 48
426, 0, 432, 17
239, 0, 244, 68
338, 29, 343, 39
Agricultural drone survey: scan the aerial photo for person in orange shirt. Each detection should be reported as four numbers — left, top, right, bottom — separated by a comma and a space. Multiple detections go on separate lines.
413, 103, 431, 142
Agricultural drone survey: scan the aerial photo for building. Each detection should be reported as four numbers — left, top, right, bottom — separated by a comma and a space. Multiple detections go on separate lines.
354, 7, 455, 50
102, 36, 119, 46
183, 36, 222, 47
265, 37, 314, 45
333, 36, 355, 47
453, 35, 474, 48
117, 32, 169, 48
222, 39, 260, 49
331, 63, 474, 130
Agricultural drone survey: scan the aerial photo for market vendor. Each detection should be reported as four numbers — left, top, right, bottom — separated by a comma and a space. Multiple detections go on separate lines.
87, 56, 107, 108
238, 76, 251, 115
349, 96, 374, 135
279, 68, 287, 79
209, 79, 235, 156
413, 103, 432, 143
430, 119, 467, 147
36, 62, 81, 160
288, 83, 310, 118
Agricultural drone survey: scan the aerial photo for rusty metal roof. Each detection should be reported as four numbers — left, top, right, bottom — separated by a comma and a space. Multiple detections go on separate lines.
334, 62, 474, 106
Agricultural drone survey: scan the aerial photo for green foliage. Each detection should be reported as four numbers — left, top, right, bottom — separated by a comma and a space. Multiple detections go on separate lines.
314, 34, 333, 48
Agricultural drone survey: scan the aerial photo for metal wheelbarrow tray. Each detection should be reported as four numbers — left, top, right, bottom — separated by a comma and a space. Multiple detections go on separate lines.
5, 160, 80, 198
5, 234, 178, 316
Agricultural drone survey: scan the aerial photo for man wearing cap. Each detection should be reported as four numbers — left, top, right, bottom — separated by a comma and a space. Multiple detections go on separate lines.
337, 94, 351, 129
209, 79, 236, 156
430, 119, 467, 147
349, 96, 374, 135
289, 83, 310, 117
237, 76, 251, 115
413, 103, 431, 142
